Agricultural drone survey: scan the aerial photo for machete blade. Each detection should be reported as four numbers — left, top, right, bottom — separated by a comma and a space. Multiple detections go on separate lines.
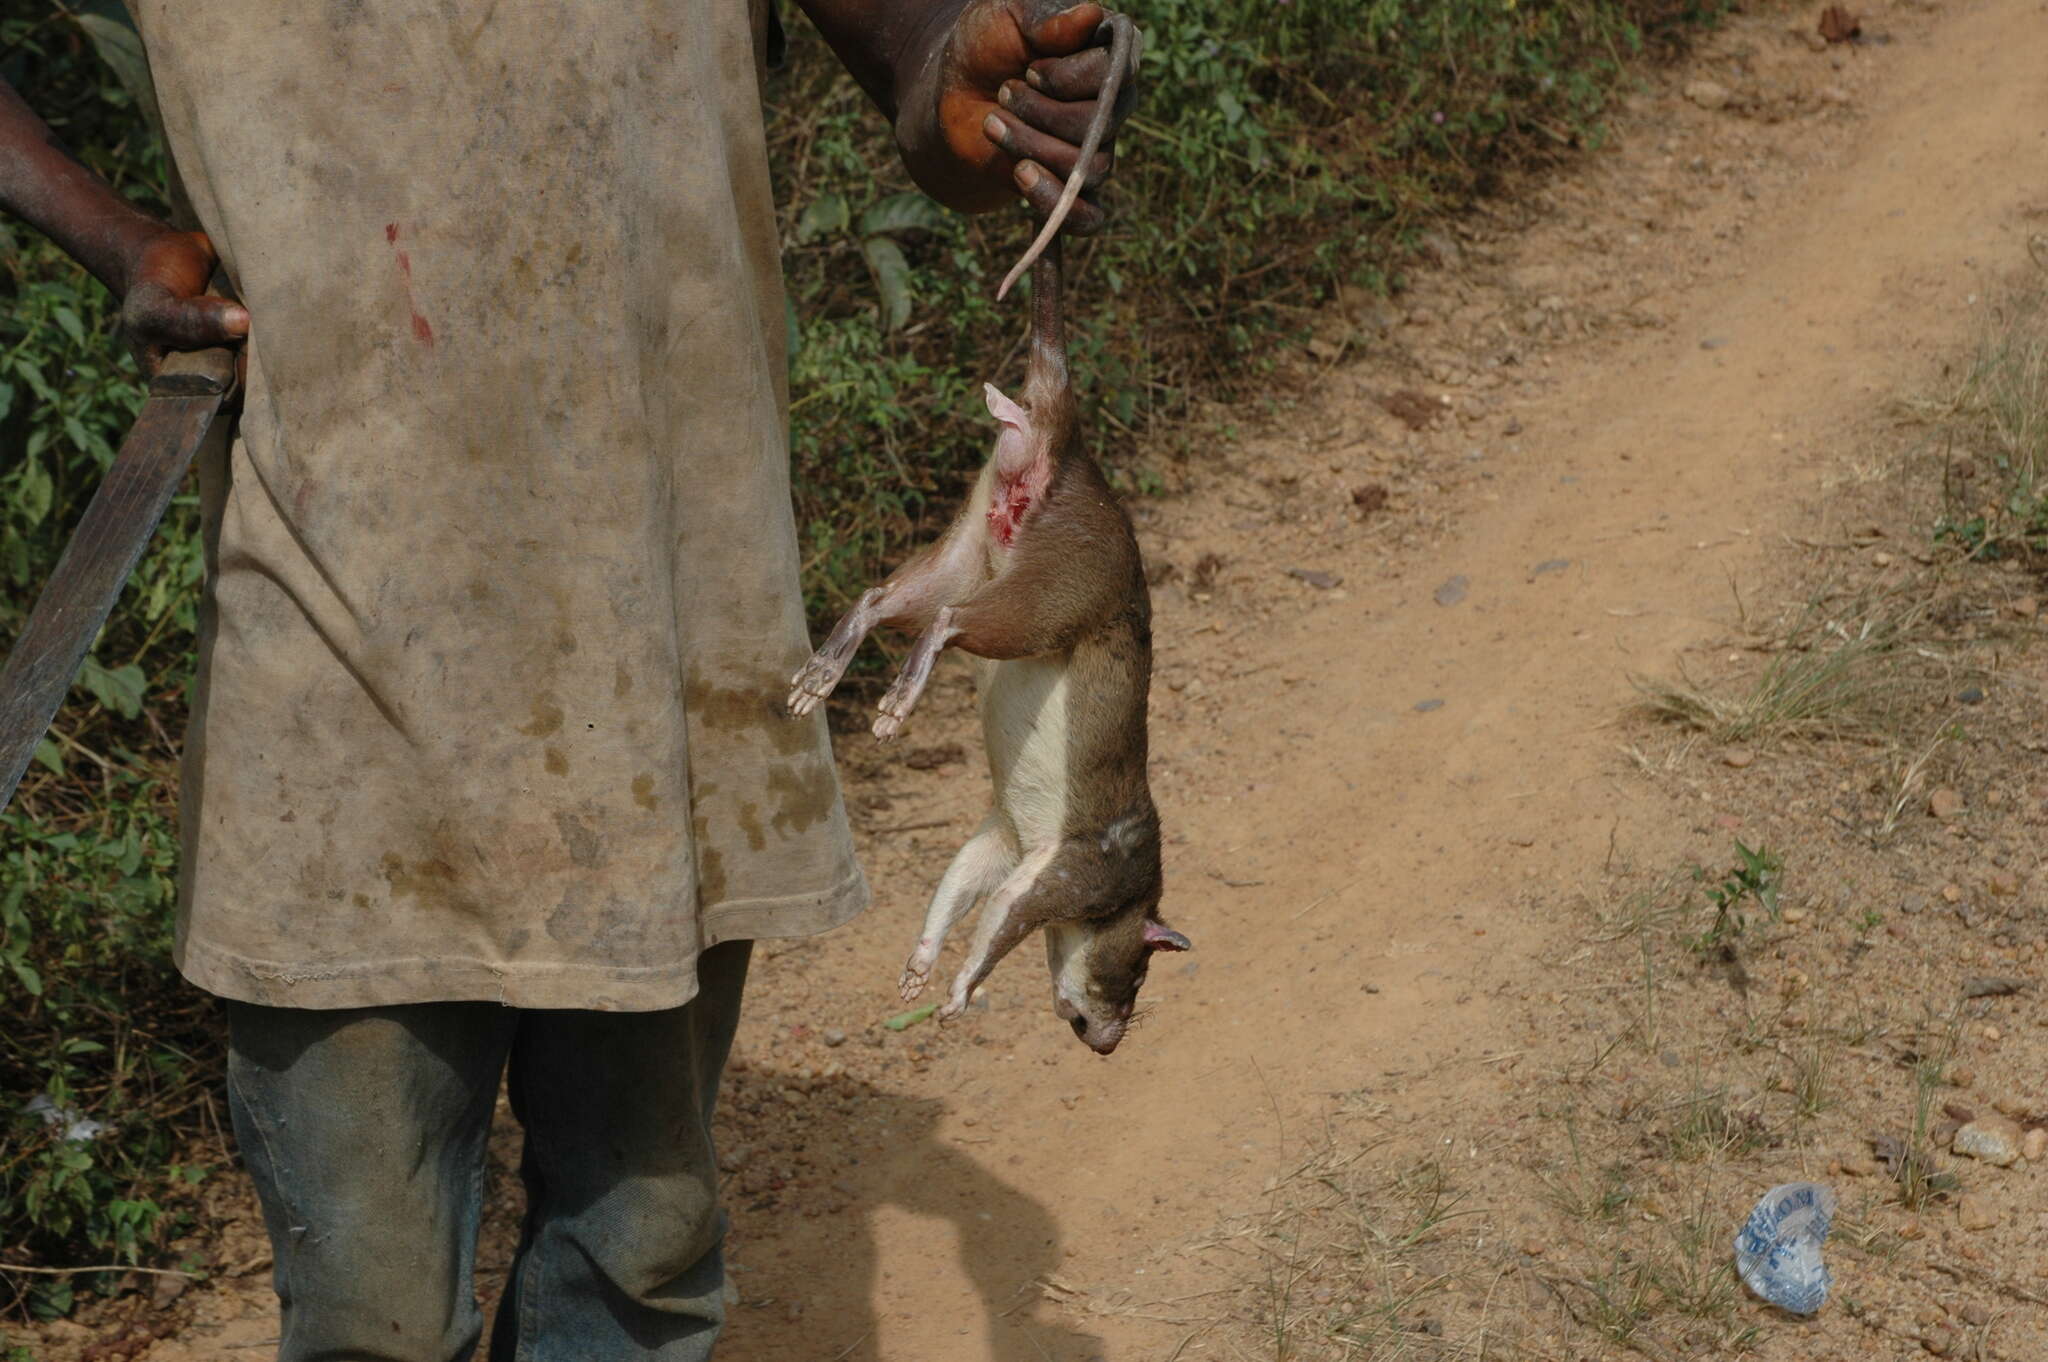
0, 344, 238, 813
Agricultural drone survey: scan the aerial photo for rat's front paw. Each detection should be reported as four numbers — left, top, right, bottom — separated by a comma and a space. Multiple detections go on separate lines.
899, 952, 932, 1002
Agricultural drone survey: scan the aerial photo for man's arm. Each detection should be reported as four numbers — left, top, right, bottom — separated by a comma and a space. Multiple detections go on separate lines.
792, 0, 1139, 234
0, 79, 246, 365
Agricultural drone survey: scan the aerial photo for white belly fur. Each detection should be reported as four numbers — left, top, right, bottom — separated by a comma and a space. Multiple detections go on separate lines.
975, 655, 1070, 850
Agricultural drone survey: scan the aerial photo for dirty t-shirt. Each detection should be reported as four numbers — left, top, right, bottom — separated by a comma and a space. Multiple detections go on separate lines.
128, 1, 867, 1010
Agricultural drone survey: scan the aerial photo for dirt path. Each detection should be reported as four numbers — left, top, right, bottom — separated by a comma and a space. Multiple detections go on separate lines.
707, 3, 2048, 1358
95, 2, 2048, 1359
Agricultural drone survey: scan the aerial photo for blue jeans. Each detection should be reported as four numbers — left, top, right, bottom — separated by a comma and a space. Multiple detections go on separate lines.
224, 941, 751, 1362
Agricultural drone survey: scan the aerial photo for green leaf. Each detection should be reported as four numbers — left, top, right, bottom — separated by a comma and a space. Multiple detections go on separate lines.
858, 192, 949, 240
15, 460, 54, 526
10, 959, 43, 998
72, 7, 159, 121
52, 307, 85, 347
78, 658, 147, 719
32, 739, 63, 777
881, 1002, 937, 1031
794, 193, 849, 245
860, 237, 914, 333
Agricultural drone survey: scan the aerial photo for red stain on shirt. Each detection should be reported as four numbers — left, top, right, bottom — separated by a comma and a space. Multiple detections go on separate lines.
384, 225, 434, 346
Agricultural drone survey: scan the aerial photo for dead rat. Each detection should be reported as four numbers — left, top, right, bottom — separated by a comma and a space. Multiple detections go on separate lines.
785, 14, 1186, 1055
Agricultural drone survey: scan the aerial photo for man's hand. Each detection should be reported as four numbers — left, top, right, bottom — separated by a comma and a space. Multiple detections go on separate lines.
2, 80, 247, 376
119, 229, 249, 376
902, 1, 1140, 231
797, 0, 1141, 231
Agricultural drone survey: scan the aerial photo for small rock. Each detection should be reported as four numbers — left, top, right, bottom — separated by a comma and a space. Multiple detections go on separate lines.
1433, 574, 1469, 607
151, 1273, 189, 1310
822, 1027, 847, 1048
1699, 336, 1730, 351
1413, 698, 1445, 713
2010, 595, 2038, 618
1351, 482, 1390, 513
1954, 1116, 2024, 1167
1519, 1237, 1547, 1257
1287, 567, 1342, 590
1722, 747, 1756, 769
1957, 1193, 2001, 1231
1818, 85, 1853, 106
1959, 1303, 1991, 1327
1941, 883, 1964, 903
1987, 870, 2020, 897
1306, 337, 1342, 362
1530, 558, 1570, 577
1684, 78, 1733, 111
1949, 1066, 1976, 1089
1899, 894, 1925, 915
1929, 787, 1963, 820
1782, 906, 1808, 924
1957, 686, 1986, 705
1922, 1324, 1955, 1355
1818, 4, 1861, 41
2023, 1128, 2047, 1163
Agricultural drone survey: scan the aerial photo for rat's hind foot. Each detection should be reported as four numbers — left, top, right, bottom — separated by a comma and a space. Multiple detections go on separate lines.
788, 585, 897, 718
871, 606, 957, 740
871, 668, 923, 740
785, 651, 847, 719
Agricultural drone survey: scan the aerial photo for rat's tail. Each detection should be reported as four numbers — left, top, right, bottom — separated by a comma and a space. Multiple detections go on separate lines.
1026, 234, 1067, 401
995, 13, 1137, 302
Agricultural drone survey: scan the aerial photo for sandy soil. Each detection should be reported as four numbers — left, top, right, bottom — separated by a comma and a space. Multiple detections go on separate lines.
27, 0, 2048, 1358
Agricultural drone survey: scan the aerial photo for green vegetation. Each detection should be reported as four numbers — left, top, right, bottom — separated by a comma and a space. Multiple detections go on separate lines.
773, 0, 1722, 620
1928, 280, 2048, 561
0, 0, 1719, 1309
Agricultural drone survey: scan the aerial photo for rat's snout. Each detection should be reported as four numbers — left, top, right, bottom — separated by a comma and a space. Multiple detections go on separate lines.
1059, 1002, 1126, 1055
1071, 1013, 1125, 1055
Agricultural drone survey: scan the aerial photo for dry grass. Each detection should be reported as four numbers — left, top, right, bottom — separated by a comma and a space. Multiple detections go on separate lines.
1629, 584, 1941, 746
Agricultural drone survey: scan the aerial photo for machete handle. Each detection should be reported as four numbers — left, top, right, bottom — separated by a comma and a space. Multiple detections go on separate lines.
153, 345, 237, 399
151, 268, 243, 401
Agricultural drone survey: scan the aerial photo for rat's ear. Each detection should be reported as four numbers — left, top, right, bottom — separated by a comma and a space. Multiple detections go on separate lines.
1144, 918, 1191, 953
983, 382, 1028, 431
984, 383, 1036, 478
